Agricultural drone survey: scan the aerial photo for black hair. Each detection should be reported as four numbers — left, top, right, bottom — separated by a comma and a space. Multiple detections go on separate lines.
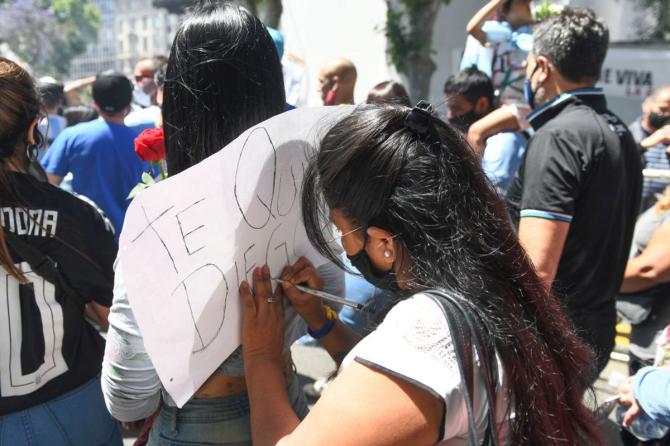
154, 63, 167, 88
63, 105, 99, 127
302, 104, 604, 445
366, 81, 411, 107
0, 57, 46, 280
533, 7, 609, 84
37, 81, 65, 111
443, 66, 494, 108
163, 0, 286, 175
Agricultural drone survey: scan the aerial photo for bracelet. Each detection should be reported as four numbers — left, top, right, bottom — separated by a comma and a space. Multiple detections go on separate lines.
308, 306, 338, 339
324, 305, 339, 321
308, 318, 336, 339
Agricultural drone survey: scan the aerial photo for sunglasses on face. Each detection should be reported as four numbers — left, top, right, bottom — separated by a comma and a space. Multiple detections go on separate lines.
134, 73, 154, 83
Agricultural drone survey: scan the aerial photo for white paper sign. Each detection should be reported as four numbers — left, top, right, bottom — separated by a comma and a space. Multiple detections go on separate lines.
119, 106, 350, 407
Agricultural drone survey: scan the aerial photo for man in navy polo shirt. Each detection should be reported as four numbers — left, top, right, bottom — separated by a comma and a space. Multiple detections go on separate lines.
507, 7, 642, 378
42, 71, 149, 239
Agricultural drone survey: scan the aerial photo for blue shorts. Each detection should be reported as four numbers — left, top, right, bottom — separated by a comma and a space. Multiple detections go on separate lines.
0, 375, 122, 445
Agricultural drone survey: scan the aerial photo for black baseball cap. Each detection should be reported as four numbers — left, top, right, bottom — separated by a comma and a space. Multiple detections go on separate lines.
93, 70, 133, 113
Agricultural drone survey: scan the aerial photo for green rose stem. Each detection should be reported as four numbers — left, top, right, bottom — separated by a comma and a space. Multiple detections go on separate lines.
153, 160, 168, 180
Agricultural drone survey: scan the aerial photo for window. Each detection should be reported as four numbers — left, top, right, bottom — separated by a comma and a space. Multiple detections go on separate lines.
129, 34, 138, 54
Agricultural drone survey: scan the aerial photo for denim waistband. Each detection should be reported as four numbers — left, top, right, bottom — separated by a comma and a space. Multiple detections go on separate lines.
160, 391, 251, 422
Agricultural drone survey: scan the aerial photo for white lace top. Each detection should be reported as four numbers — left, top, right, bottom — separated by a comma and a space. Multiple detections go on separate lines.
341, 294, 511, 445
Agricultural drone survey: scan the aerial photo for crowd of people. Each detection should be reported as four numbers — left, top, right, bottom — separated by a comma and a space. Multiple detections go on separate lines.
1, 0, 670, 445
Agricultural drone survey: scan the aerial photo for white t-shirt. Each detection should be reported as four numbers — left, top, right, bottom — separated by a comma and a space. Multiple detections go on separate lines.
341, 294, 510, 445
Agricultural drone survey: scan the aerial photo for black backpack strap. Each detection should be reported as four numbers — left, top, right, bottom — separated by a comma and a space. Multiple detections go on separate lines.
424, 290, 499, 446
2, 227, 87, 310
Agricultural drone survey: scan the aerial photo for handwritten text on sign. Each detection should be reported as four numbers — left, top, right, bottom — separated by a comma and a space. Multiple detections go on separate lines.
119, 107, 349, 407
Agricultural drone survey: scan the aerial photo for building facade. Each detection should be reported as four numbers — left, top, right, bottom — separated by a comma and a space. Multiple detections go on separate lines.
69, 0, 179, 80
68, 0, 116, 80
115, 0, 179, 75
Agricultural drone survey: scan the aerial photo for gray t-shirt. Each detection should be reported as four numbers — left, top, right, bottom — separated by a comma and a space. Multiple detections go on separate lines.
628, 205, 670, 361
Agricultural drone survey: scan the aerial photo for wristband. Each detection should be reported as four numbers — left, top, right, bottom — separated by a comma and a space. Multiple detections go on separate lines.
308, 306, 338, 339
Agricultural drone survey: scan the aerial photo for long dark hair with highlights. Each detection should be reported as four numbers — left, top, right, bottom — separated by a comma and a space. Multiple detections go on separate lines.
163, 0, 286, 175
0, 57, 46, 281
302, 105, 603, 445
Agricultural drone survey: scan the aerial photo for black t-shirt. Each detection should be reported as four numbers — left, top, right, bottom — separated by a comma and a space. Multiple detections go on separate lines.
507, 89, 642, 337
0, 171, 117, 415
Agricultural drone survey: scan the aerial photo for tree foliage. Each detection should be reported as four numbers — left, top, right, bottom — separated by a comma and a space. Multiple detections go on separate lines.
639, 0, 670, 41
259, 0, 282, 29
152, 0, 257, 16
0, 0, 100, 76
152, 0, 193, 14
384, 0, 450, 102
152, 0, 282, 27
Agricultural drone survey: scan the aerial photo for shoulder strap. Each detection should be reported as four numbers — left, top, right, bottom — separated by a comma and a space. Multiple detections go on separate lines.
424, 290, 500, 446
2, 227, 87, 310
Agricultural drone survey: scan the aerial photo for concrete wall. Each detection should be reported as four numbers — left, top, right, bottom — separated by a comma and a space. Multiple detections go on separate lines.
280, 0, 668, 120
281, 0, 393, 106
280, 0, 490, 106
571, 0, 655, 42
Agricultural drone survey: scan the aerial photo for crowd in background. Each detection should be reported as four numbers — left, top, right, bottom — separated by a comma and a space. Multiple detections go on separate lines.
1, 0, 670, 445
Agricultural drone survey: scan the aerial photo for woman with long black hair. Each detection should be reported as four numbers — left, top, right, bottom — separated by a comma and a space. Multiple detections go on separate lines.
101, 2, 343, 445
0, 57, 119, 445
240, 104, 604, 445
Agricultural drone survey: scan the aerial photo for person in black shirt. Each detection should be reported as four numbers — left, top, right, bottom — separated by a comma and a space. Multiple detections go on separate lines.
507, 8, 642, 378
0, 58, 121, 445
629, 85, 670, 213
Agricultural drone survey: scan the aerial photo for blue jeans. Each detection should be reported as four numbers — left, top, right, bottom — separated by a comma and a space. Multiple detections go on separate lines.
0, 376, 122, 446
148, 374, 309, 445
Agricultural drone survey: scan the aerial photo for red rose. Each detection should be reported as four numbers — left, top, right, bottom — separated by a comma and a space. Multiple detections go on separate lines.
134, 128, 165, 162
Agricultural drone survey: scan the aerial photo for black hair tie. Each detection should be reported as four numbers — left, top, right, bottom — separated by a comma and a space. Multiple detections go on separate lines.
404, 100, 442, 149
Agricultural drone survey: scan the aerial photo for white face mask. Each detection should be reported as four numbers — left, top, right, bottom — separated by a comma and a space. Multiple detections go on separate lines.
133, 84, 152, 108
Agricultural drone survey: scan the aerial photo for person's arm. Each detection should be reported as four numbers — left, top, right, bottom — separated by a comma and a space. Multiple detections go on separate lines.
64, 76, 96, 106
466, 0, 504, 45
640, 125, 670, 150
85, 302, 110, 327
241, 268, 443, 446
621, 221, 670, 293
518, 217, 570, 289
101, 259, 163, 422
620, 367, 670, 428
512, 132, 582, 289
634, 367, 670, 427
41, 130, 70, 183
468, 106, 520, 156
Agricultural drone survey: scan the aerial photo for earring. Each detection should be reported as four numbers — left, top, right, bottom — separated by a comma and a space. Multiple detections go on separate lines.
384, 251, 392, 258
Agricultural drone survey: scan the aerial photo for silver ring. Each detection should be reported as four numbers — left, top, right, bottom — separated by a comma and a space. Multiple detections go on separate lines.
266, 297, 277, 303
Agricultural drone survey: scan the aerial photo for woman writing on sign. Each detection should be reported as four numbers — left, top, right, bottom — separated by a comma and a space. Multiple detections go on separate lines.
101, 2, 343, 445
0, 58, 119, 445
239, 104, 604, 445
